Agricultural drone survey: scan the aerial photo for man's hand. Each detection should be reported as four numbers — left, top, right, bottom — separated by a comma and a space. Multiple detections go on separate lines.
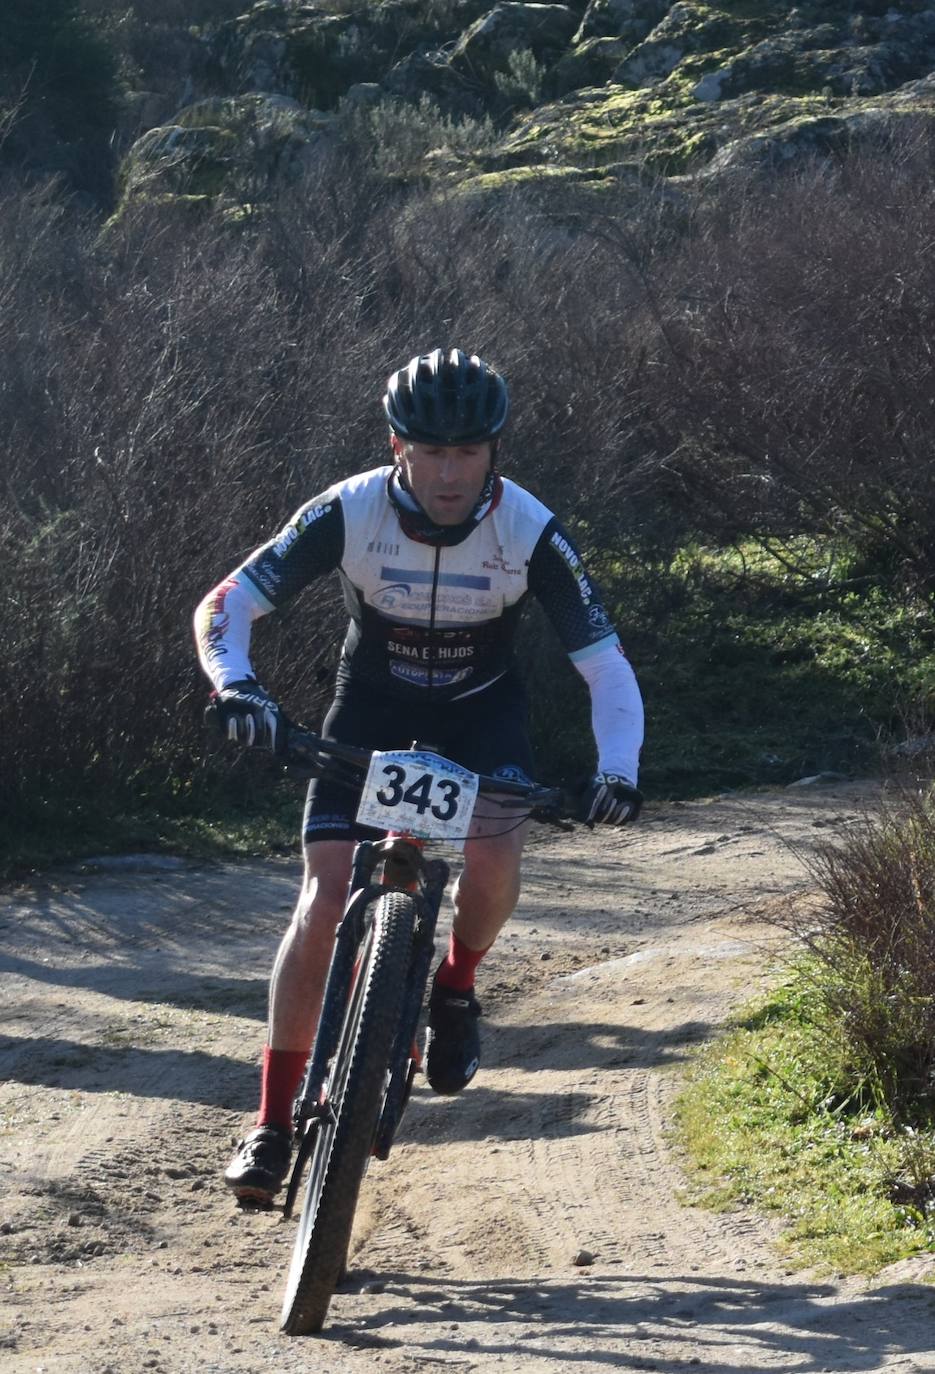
579, 772, 643, 827
209, 680, 286, 752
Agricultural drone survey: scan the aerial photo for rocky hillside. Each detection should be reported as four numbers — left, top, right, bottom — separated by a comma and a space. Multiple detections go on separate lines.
109, 1, 935, 215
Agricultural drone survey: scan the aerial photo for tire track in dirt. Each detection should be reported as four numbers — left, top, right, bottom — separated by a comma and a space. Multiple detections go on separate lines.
3, 782, 935, 1372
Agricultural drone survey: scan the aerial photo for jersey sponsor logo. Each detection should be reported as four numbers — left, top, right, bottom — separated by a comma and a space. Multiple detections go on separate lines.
300, 502, 332, 529
380, 566, 492, 591
389, 661, 473, 688
198, 577, 238, 663
374, 584, 494, 618
482, 546, 523, 576
374, 582, 412, 610
588, 604, 612, 633
550, 530, 594, 606
491, 763, 533, 785
251, 561, 281, 597
388, 641, 474, 661
272, 527, 298, 559
271, 503, 332, 558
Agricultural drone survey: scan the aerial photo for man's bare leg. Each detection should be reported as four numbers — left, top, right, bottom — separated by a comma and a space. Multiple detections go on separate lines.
452, 811, 529, 951
426, 809, 529, 1094
268, 839, 356, 1050
225, 840, 356, 1198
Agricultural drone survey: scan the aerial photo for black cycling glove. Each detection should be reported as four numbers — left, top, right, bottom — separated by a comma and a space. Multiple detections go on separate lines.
209, 679, 286, 753
579, 772, 643, 827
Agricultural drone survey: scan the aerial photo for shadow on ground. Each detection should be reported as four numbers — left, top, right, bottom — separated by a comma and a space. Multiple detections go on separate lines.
327, 1269, 935, 1372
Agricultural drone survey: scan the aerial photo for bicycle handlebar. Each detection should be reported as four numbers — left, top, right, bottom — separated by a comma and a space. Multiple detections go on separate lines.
281, 724, 574, 826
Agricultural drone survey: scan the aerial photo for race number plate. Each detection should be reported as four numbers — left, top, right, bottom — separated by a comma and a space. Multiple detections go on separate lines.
356, 750, 479, 846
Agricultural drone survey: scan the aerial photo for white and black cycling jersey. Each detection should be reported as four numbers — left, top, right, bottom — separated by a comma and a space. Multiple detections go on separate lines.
195, 465, 644, 780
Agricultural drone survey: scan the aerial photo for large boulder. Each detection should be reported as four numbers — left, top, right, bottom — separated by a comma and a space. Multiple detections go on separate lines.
487, 81, 714, 174
115, 95, 332, 217
693, 26, 935, 104
573, 0, 669, 46
207, 2, 296, 94
449, 4, 580, 85
552, 36, 632, 94
612, 2, 739, 87
206, 0, 503, 108
208, 4, 388, 107
382, 48, 481, 113
702, 106, 933, 178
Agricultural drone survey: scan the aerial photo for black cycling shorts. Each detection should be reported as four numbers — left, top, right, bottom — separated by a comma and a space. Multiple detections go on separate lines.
302, 672, 535, 844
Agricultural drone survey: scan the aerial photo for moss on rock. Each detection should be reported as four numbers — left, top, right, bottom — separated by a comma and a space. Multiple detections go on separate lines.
114, 94, 333, 220
486, 75, 935, 180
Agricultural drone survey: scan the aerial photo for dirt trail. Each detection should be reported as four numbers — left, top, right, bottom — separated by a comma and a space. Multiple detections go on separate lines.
2, 782, 934, 1373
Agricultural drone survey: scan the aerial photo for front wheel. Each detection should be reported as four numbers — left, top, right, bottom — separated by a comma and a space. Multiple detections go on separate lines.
280, 890, 416, 1336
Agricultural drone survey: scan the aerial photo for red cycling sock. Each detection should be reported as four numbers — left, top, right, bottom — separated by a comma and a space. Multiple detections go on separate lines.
434, 932, 491, 992
256, 1046, 308, 1131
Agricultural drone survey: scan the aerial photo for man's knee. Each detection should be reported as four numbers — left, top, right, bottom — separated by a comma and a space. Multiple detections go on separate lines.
293, 841, 354, 929
460, 835, 524, 904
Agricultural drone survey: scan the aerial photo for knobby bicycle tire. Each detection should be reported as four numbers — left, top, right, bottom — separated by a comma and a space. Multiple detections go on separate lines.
280, 889, 417, 1336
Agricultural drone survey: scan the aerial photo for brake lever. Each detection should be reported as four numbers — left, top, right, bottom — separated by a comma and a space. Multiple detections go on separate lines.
529, 808, 575, 831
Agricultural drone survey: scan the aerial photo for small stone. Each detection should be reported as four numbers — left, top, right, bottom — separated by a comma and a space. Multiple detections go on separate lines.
572, 1249, 594, 1267
68, 1213, 82, 1227
365, 1281, 386, 1294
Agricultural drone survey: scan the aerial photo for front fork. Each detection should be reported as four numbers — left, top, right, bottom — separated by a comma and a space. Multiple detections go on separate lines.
283, 839, 449, 1216
372, 853, 448, 1160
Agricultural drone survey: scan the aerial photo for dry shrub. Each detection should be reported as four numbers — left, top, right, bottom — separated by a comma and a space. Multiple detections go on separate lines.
791, 793, 935, 1118
4, 116, 935, 839
647, 119, 935, 598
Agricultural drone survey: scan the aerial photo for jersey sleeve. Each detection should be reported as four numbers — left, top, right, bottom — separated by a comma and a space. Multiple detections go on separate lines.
526, 517, 619, 659
194, 493, 344, 691
574, 640, 644, 783
527, 518, 644, 782
237, 493, 345, 608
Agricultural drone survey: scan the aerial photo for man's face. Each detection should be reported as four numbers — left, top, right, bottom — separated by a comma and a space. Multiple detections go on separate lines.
391, 435, 492, 526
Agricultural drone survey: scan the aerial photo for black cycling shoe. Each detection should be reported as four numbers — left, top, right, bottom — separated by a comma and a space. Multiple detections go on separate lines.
425, 981, 482, 1096
224, 1124, 293, 1204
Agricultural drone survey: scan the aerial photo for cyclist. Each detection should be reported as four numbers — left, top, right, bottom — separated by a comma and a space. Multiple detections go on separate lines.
195, 347, 644, 1204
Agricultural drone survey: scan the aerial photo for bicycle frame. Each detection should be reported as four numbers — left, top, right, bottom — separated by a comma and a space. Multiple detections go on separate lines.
282, 833, 449, 1219
273, 725, 569, 1224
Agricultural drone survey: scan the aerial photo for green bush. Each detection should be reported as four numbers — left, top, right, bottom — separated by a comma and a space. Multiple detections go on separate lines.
677, 969, 935, 1273
492, 48, 546, 113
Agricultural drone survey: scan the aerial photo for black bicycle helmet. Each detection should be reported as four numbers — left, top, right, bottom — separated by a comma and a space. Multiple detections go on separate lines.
383, 347, 509, 445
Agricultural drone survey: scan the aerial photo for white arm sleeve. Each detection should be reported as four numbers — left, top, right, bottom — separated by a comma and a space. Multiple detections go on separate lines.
193, 571, 274, 691
572, 640, 644, 783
